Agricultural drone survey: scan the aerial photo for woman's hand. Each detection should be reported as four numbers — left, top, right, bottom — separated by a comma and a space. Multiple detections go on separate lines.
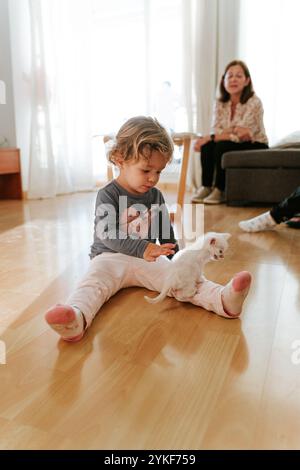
194, 136, 211, 151
143, 243, 175, 262
234, 126, 253, 142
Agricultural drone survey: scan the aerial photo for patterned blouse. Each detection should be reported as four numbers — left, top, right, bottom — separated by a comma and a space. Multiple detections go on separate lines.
211, 94, 268, 145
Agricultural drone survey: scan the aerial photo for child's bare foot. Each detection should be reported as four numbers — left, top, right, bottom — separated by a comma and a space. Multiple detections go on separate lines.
221, 271, 252, 318
45, 305, 85, 342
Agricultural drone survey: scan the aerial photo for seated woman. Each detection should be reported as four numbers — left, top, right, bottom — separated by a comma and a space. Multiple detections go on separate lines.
192, 60, 269, 205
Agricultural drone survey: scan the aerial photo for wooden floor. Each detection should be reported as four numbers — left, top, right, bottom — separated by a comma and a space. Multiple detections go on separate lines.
0, 190, 300, 450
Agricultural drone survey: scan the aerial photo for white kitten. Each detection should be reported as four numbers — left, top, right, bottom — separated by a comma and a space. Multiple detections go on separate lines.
144, 232, 231, 304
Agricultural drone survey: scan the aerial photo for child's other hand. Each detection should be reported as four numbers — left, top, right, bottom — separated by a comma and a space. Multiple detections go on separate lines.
143, 243, 175, 262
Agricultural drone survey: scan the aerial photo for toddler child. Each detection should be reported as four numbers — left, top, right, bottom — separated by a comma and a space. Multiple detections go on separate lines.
45, 116, 252, 341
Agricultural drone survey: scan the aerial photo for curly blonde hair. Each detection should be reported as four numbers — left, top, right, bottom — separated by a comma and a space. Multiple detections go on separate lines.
108, 116, 174, 165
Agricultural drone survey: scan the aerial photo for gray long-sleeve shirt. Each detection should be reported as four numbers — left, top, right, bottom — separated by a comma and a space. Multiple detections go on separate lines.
90, 180, 178, 259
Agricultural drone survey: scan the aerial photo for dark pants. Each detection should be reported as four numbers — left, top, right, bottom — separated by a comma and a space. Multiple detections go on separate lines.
201, 140, 268, 191
270, 186, 300, 223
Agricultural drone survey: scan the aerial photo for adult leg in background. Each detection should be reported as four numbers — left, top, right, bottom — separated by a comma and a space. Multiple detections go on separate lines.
239, 185, 300, 232
200, 141, 216, 187
270, 186, 300, 223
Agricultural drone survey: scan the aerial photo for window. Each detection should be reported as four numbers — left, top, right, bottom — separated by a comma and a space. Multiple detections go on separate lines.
90, 0, 186, 180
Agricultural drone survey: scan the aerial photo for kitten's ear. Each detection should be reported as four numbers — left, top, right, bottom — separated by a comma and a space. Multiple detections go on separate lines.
210, 238, 216, 246
223, 233, 231, 240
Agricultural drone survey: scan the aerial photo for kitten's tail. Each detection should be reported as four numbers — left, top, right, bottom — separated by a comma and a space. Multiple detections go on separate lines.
144, 285, 169, 304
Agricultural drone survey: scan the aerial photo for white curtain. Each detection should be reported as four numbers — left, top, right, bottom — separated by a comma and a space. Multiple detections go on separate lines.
28, 0, 94, 199
28, 0, 187, 196
182, 0, 240, 135
239, 0, 300, 145
26, 0, 241, 198
184, 0, 240, 191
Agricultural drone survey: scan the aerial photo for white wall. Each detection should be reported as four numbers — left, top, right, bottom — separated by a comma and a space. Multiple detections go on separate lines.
0, 0, 16, 147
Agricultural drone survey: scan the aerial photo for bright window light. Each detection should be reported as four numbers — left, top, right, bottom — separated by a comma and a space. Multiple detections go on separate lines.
90, 0, 186, 180
239, 0, 300, 144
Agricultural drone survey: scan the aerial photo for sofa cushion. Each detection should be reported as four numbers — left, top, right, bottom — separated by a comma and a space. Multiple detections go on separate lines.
222, 149, 300, 169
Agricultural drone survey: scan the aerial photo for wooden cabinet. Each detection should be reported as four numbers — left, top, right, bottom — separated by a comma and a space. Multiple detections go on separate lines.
0, 148, 22, 199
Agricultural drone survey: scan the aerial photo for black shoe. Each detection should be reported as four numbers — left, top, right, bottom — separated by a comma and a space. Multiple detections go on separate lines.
285, 217, 300, 229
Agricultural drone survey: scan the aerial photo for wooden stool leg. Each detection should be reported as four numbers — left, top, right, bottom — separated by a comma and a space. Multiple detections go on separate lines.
176, 137, 191, 209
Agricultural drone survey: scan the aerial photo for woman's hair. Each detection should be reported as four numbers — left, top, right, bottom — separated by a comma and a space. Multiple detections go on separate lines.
219, 60, 254, 104
108, 116, 174, 165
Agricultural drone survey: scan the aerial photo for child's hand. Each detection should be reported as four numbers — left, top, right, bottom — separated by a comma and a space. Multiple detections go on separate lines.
143, 243, 176, 262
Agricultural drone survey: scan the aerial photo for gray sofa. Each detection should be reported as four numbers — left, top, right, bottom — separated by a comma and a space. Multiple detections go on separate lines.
222, 148, 300, 205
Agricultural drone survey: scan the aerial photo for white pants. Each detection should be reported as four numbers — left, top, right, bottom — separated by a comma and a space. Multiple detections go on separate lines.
67, 253, 229, 327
